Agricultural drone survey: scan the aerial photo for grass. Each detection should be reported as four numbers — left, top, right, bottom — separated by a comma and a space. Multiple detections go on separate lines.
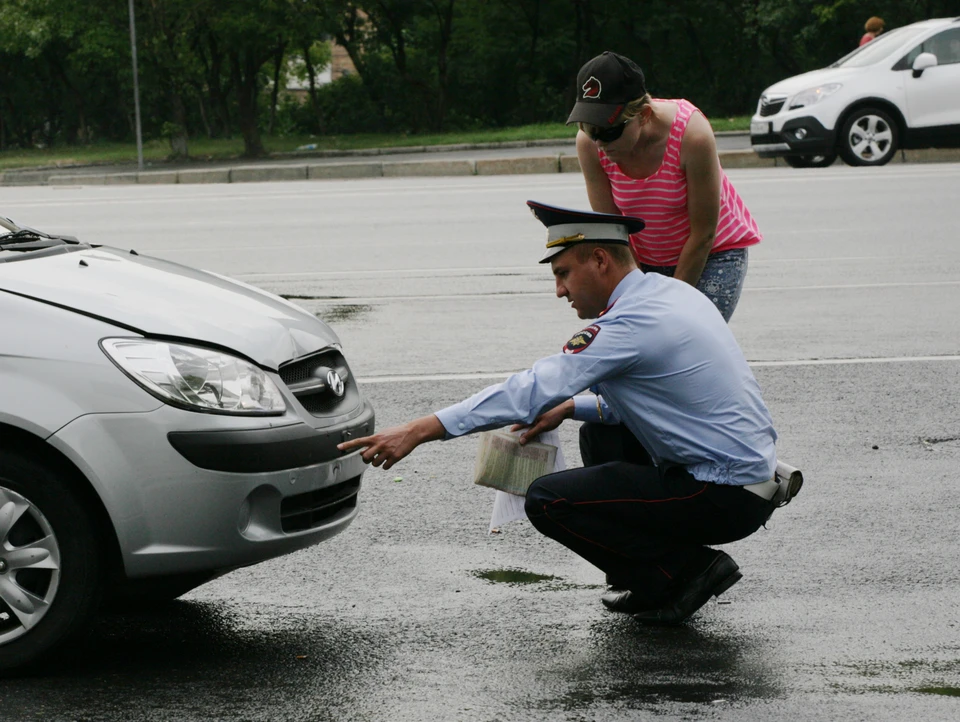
0, 116, 751, 173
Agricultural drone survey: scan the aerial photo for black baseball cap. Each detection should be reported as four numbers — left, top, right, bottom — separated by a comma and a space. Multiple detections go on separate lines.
566, 51, 647, 127
527, 200, 644, 263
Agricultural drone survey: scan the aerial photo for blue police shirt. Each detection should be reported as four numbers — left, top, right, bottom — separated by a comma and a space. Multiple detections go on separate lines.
434, 269, 777, 485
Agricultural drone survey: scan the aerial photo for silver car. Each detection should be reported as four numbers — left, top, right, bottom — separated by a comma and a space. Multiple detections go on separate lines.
0, 215, 374, 673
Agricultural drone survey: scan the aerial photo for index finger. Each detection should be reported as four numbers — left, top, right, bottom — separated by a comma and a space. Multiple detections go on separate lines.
338, 435, 377, 452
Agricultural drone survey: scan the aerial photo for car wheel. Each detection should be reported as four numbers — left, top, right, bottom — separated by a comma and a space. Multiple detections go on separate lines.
838, 108, 899, 166
784, 153, 837, 168
0, 452, 103, 674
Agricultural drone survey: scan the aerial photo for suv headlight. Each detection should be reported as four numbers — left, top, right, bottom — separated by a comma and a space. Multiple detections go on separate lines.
788, 83, 842, 109
101, 338, 286, 415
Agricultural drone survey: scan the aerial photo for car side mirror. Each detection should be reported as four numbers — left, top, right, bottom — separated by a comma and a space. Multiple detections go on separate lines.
912, 52, 938, 78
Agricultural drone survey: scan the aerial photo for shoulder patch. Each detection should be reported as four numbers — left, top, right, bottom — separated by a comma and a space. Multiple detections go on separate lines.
563, 324, 601, 354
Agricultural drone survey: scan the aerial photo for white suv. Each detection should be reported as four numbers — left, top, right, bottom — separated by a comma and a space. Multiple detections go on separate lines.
750, 17, 960, 167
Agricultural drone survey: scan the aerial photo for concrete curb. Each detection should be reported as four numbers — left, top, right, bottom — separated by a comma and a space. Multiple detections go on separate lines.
16, 146, 960, 187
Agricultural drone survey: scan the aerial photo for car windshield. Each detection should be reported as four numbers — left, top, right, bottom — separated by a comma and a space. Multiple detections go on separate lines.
829, 25, 931, 68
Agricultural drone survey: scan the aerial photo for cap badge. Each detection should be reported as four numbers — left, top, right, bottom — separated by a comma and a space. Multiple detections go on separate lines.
582, 76, 601, 99
545, 232, 585, 249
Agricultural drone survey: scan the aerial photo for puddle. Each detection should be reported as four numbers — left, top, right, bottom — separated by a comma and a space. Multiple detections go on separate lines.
916, 686, 960, 697
315, 304, 373, 323
281, 294, 346, 300
473, 568, 558, 585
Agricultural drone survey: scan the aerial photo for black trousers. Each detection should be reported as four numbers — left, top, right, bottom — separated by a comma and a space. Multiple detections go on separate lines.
524, 423, 773, 607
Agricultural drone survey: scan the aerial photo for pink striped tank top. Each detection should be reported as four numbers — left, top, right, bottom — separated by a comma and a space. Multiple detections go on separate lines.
598, 99, 762, 266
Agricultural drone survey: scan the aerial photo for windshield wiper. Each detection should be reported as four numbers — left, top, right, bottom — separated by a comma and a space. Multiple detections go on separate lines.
0, 228, 80, 251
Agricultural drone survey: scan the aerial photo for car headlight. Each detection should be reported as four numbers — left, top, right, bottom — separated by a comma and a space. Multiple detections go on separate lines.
101, 338, 286, 415
788, 83, 842, 109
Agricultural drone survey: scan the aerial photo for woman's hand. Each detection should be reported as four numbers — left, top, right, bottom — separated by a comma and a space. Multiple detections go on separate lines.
511, 399, 575, 444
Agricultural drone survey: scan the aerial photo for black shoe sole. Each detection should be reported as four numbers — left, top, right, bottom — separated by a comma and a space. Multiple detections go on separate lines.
712, 567, 742, 598
632, 555, 742, 626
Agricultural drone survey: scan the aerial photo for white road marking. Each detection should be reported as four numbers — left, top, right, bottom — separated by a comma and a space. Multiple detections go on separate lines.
268, 277, 960, 305
357, 354, 960, 384
233, 256, 922, 280
6, 162, 960, 210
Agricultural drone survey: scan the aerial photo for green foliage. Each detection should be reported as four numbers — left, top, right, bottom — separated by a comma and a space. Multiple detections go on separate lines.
1, 0, 959, 151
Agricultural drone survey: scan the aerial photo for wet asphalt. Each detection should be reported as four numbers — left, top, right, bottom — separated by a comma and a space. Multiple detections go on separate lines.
0, 164, 959, 720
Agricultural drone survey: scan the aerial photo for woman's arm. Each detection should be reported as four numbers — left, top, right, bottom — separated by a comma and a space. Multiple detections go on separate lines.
674, 112, 721, 286
576, 130, 621, 215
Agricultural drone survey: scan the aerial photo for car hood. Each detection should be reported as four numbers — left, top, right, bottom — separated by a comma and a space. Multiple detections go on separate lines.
0, 246, 337, 369
762, 66, 862, 96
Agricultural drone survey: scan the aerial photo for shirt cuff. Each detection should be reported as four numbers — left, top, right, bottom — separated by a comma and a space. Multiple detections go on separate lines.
572, 394, 603, 423
434, 405, 469, 438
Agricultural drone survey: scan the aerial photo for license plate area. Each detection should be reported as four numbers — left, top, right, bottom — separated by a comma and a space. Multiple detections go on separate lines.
750, 121, 771, 135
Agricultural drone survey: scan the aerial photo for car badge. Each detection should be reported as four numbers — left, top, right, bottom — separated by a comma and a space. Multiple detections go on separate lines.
326, 370, 345, 397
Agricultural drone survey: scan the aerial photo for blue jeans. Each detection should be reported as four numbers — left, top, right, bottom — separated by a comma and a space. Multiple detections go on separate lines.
641, 248, 748, 322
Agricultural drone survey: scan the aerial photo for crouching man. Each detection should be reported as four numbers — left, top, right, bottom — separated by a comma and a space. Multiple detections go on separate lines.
339, 201, 783, 625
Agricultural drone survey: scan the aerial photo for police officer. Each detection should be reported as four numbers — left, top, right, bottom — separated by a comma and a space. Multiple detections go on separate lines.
339, 201, 783, 625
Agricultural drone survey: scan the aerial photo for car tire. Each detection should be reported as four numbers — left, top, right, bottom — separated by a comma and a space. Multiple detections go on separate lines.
0, 451, 103, 674
838, 108, 899, 166
784, 153, 837, 168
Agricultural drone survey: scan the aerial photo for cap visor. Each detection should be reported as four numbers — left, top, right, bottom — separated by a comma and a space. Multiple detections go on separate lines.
539, 245, 570, 263
566, 102, 624, 127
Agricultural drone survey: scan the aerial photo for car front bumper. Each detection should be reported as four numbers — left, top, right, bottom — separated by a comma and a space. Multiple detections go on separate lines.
49, 399, 374, 579
750, 115, 836, 157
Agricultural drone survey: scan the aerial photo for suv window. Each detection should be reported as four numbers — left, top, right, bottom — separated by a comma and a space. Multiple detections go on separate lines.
894, 27, 960, 69
832, 25, 929, 68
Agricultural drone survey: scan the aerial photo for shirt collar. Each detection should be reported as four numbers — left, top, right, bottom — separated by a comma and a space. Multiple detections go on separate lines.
599, 269, 643, 316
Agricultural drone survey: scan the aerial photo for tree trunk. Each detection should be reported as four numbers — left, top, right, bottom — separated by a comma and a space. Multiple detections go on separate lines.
303, 44, 321, 132
193, 84, 213, 138
429, 0, 456, 132
197, 31, 232, 137
232, 50, 265, 158
168, 92, 189, 158
268, 39, 286, 135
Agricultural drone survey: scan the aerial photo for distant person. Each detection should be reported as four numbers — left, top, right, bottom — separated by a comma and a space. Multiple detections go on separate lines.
568, 51, 762, 322
860, 17, 885, 46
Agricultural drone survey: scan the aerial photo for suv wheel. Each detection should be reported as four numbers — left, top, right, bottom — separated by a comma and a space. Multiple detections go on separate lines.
838, 107, 899, 166
0, 452, 103, 674
784, 153, 837, 168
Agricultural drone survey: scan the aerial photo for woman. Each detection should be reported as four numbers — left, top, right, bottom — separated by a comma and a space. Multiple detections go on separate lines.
860, 17, 885, 46
568, 51, 762, 321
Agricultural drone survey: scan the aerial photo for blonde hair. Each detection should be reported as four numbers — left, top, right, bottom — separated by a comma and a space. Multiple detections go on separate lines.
865, 16, 884, 33
621, 93, 653, 122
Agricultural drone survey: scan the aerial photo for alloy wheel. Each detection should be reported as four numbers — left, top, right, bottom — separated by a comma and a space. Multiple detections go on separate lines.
846, 114, 894, 163
0, 486, 61, 646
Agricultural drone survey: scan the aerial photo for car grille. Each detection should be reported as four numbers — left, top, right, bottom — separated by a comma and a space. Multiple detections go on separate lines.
758, 96, 786, 117
280, 476, 361, 532
279, 348, 359, 418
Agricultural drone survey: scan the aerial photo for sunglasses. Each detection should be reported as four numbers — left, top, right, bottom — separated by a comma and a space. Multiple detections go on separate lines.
580, 119, 629, 143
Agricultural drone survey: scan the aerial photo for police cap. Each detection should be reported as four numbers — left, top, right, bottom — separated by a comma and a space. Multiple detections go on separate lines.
527, 200, 644, 263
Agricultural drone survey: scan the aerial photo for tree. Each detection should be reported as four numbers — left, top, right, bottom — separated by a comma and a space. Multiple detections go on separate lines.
195, 0, 295, 157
